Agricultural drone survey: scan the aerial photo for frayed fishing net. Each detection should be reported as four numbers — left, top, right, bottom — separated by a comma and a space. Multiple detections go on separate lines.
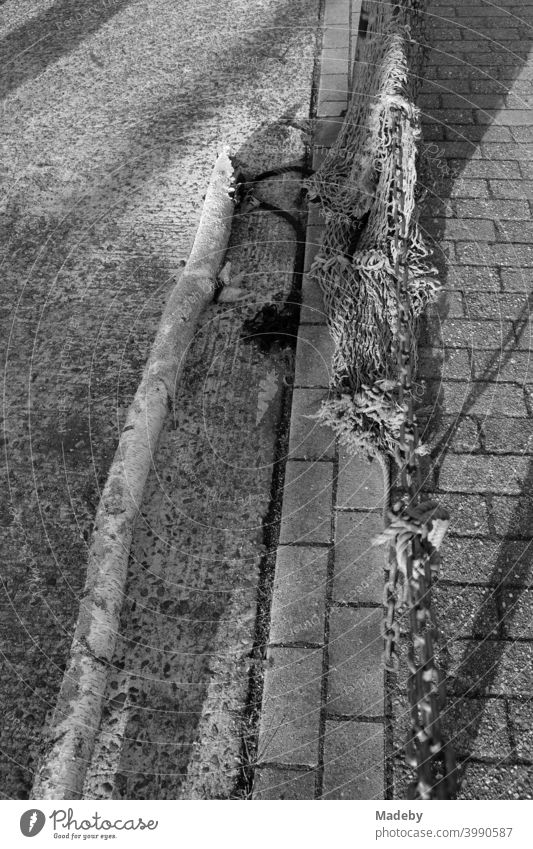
307, 0, 438, 459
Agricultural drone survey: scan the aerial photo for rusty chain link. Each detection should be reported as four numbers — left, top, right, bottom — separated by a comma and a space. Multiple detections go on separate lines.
383, 110, 458, 800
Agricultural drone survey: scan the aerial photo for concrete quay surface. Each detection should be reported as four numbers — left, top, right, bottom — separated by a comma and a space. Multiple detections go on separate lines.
0, 0, 319, 798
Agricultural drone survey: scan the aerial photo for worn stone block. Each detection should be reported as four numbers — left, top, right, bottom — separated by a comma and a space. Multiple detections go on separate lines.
294, 324, 334, 388
269, 546, 328, 645
257, 647, 323, 766
333, 512, 385, 604
327, 607, 383, 716
279, 460, 333, 544
439, 454, 530, 494
336, 449, 385, 511
253, 767, 316, 799
322, 721, 384, 799
300, 272, 327, 324
289, 388, 335, 460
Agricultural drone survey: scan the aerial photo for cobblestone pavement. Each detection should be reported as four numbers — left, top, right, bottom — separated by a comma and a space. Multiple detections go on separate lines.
0, 0, 318, 798
390, 0, 533, 800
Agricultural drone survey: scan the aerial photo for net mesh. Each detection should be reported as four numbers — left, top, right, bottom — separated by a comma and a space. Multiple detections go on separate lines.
307, 0, 438, 459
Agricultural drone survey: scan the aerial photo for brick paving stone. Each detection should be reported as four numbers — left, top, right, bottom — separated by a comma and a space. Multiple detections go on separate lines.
490, 179, 533, 199
451, 160, 521, 179
428, 380, 527, 417
444, 698, 511, 760
327, 607, 383, 717
483, 418, 533, 453
420, 415, 480, 454
257, 647, 322, 767
454, 5, 510, 17
253, 767, 316, 799
503, 588, 533, 639
449, 639, 533, 698
448, 125, 515, 143
500, 268, 533, 291
269, 546, 328, 645
480, 143, 532, 161
458, 242, 533, 266
279, 460, 333, 544
519, 160, 533, 179
441, 536, 533, 585
336, 448, 385, 510
462, 292, 531, 319
426, 290, 464, 319
459, 763, 533, 800
288, 388, 335, 460
429, 217, 495, 240
423, 123, 446, 141
333, 511, 385, 605
496, 220, 533, 243
435, 141, 481, 159
436, 493, 491, 536
424, 196, 455, 218
484, 244, 533, 267
434, 584, 500, 638
436, 320, 517, 350
438, 455, 530, 494
470, 78, 516, 95
508, 701, 533, 761
471, 350, 533, 383
445, 265, 501, 291
322, 721, 384, 799
513, 322, 533, 351
433, 108, 476, 125
478, 109, 532, 126
433, 239, 456, 263
418, 348, 472, 386
493, 494, 533, 538
449, 178, 491, 198
512, 126, 533, 143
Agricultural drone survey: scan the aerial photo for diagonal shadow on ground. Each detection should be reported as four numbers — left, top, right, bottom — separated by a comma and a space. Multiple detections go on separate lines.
0, 0, 134, 101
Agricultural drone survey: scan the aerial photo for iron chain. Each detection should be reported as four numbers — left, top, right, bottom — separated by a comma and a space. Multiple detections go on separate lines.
384, 110, 458, 800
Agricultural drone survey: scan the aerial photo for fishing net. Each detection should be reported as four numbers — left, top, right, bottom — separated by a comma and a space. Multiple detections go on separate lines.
307, 0, 438, 459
